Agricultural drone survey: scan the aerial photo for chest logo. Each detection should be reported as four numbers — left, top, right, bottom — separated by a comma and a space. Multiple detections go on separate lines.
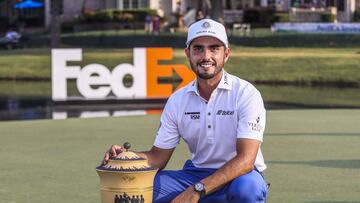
185, 112, 200, 120
216, 110, 234, 116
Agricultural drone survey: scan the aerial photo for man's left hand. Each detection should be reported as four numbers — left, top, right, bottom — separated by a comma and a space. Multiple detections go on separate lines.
171, 186, 200, 203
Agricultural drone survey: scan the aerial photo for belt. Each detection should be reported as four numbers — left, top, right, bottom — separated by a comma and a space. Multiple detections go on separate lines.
254, 167, 270, 190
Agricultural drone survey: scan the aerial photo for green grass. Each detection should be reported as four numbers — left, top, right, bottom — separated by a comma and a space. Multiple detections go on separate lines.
257, 85, 360, 107
1, 47, 359, 107
168, 47, 360, 86
0, 81, 50, 97
0, 110, 360, 202
1, 47, 360, 86
0, 46, 360, 107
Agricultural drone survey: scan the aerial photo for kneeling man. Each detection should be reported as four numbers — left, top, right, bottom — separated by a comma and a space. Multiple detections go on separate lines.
103, 18, 268, 203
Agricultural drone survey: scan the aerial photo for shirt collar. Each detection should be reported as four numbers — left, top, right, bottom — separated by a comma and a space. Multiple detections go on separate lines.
186, 70, 232, 95
187, 80, 199, 95
217, 71, 232, 90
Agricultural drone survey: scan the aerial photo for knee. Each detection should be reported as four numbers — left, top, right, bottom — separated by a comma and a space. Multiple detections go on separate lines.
152, 171, 181, 203
153, 173, 171, 203
153, 172, 162, 189
226, 171, 267, 203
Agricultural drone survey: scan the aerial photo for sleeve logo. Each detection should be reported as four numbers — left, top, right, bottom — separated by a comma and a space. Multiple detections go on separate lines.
248, 117, 263, 132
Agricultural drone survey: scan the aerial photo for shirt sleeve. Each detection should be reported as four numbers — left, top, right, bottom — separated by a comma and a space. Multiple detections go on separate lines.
153, 96, 180, 149
237, 86, 266, 142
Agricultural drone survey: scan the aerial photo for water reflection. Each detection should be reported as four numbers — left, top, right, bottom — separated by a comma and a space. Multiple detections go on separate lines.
0, 84, 359, 121
0, 97, 165, 121
0, 97, 52, 120
52, 109, 163, 120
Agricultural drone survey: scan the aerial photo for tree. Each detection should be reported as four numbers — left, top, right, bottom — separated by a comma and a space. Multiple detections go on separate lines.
50, 0, 62, 48
198, 0, 224, 23
209, 0, 224, 23
0, 0, 14, 26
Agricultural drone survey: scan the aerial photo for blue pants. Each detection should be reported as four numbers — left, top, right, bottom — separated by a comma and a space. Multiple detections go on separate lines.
153, 160, 268, 203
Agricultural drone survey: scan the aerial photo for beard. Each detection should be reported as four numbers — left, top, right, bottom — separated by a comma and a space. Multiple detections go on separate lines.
189, 59, 224, 80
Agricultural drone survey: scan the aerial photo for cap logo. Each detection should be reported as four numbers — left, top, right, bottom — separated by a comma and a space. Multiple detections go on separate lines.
202, 22, 211, 29
186, 19, 229, 48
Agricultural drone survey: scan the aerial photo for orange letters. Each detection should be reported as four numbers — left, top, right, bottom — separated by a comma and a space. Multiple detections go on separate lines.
146, 48, 195, 98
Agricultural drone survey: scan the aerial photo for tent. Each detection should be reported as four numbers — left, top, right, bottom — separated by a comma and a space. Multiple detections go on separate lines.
15, 0, 44, 9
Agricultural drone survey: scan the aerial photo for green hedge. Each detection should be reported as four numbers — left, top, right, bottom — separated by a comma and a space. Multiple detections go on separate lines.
243, 7, 275, 27
272, 13, 290, 23
81, 9, 158, 23
0, 17, 8, 32
354, 9, 360, 22
321, 13, 336, 22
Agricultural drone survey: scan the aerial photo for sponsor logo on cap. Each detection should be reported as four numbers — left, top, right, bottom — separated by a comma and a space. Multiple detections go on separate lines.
202, 22, 211, 29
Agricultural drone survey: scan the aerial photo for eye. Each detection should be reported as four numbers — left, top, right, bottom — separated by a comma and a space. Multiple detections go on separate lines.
210, 45, 221, 52
193, 46, 203, 52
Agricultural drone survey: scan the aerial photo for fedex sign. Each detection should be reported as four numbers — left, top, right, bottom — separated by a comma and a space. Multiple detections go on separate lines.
52, 48, 195, 101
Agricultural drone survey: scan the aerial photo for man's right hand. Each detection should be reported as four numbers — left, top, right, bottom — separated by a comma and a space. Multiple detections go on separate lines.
102, 145, 124, 165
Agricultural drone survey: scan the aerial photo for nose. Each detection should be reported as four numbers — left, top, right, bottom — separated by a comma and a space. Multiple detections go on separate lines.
202, 48, 212, 60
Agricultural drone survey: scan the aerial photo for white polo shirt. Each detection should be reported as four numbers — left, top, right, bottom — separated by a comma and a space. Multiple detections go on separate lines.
154, 71, 267, 171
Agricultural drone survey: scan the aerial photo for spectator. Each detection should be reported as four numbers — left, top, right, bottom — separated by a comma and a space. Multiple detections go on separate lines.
174, 1, 182, 28
145, 15, 152, 34
195, 9, 205, 21
0, 27, 22, 49
5, 28, 21, 42
152, 15, 160, 35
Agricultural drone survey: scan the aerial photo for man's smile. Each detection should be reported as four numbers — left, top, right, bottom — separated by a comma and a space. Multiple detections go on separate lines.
198, 61, 215, 69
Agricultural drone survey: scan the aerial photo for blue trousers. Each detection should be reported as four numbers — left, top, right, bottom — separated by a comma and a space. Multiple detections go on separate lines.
153, 160, 268, 203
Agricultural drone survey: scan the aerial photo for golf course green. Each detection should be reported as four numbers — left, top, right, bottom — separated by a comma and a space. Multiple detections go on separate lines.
0, 109, 359, 202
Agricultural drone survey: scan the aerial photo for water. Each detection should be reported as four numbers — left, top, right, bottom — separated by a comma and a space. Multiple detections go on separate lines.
0, 82, 359, 121
0, 97, 165, 121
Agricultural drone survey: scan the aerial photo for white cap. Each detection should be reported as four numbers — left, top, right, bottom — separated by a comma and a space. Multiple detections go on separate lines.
186, 19, 229, 48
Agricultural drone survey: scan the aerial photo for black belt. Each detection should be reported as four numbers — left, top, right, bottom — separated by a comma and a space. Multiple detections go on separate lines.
254, 167, 270, 190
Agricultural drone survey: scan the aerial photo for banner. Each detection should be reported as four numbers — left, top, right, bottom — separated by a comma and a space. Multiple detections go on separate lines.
52, 48, 195, 101
272, 23, 360, 33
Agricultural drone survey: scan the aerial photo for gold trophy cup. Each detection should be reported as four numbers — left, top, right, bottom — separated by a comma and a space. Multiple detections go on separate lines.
96, 142, 158, 203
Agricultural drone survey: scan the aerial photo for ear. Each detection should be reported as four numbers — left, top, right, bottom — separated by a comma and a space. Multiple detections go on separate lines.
185, 48, 190, 58
224, 47, 231, 63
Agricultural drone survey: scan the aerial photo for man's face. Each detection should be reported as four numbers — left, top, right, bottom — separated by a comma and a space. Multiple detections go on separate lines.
185, 36, 230, 80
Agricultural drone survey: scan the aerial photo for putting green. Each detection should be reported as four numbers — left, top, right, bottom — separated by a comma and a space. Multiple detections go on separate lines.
0, 109, 359, 202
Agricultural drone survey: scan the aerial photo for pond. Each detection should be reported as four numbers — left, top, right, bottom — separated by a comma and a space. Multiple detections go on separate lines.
0, 81, 359, 121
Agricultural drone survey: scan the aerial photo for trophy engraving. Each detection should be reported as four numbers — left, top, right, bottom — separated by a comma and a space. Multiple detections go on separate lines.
96, 143, 158, 203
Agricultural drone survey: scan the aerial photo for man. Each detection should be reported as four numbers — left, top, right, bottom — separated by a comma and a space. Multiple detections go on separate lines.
5, 28, 21, 42
103, 18, 268, 203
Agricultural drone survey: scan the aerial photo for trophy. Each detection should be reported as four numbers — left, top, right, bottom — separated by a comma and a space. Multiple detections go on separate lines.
96, 142, 158, 203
